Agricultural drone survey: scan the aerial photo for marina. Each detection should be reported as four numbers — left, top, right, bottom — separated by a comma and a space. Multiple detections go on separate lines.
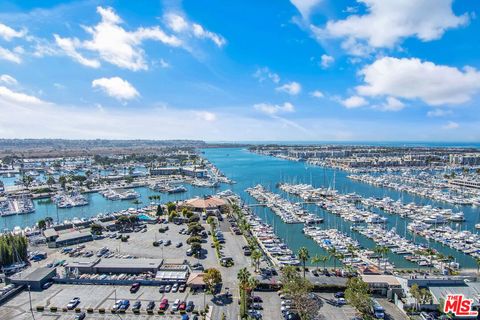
245, 184, 323, 224
1, 147, 480, 270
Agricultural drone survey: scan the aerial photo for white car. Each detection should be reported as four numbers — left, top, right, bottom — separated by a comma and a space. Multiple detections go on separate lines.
172, 283, 179, 292
67, 297, 80, 309
172, 299, 181, 311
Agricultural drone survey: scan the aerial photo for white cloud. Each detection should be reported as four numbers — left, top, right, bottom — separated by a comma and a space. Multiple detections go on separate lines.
253, 67, 280, 84
290, 0, 322, 19
314, 0, 468, 55
0, 23, 26, 41
443, 121, 459, 130
158, 59, 170, 68
0, 74, 18, 86
195, 111, 217, 122
320, 54, 334, 68
375, 97, 405, 112
310, 90, 324, 98
0, 46, 22, 63
164, 13, 226, 47
276, 81, 302, 95
0, 86, 45, 104
427, 109, 452, 117
92, 77, 139, 101
356, 57, 480, 106
54, 6, 182, 71
254, 102, 295, 115
54, 35, 100, 68
341, 95, 368, 108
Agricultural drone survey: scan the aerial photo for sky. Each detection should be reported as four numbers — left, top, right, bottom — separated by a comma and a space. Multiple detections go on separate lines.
0, 0, 479, 142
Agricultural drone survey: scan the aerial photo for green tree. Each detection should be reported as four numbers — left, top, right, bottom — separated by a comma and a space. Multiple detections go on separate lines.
203, 268, 222, 295
37, 219, 46, 230
131, 199, 142, 210
328, 247, 338, 271
90, 223, 103, 235
22, 175, 33, 190
166, 202, 176, 214
46, 175, 55, 188
237, 268, 251, 318
374, 245, 390, 272
298, 247, 310, 278
156, 205, 163, 216
251, 250, 262, 272
58, 175, 67, 190
281, 266, 316, 320
311, 255, 321, 272
344, 277, 372, 316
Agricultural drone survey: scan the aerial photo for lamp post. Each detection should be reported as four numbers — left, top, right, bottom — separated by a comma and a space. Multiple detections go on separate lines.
28, 285, 35, 320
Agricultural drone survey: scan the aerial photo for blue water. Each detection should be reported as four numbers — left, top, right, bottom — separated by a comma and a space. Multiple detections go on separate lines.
1, 147, 479, 268
201, 148, 480, 269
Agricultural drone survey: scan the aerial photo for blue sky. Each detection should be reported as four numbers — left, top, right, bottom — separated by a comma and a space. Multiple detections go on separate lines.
0, 0, 479, 141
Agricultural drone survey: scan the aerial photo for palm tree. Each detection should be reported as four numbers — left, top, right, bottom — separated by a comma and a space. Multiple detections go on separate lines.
237, 268, 251, 318
347, 244, 357, 264
298, 247, 310, 278
251, 250, 262, 272
374, 245, 389, 272
424, 248, 436, 274
328, 247, 338, 271
336, 252, 345, 271
132, 199, 142, 210
436, 253, 445, 272
311, 255, 321, 272
320, 255, 328, 272
476, 258, 480, 278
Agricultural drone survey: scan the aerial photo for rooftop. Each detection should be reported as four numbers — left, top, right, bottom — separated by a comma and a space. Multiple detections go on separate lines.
9, 267, 56, 282
95, 258, 163, 269
182, 196, 227, 209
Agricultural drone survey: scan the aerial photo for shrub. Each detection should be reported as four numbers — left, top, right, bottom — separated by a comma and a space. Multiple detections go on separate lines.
50, 306, 57, 312
36, 306, 44, 311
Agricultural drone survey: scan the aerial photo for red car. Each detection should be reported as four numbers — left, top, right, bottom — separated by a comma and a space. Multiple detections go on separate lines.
159, 298, 169, 311
178, 301, 186, 311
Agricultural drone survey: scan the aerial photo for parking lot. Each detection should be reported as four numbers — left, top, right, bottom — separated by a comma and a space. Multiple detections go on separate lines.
2, 219, 255, 319
314, 293, 358, 320
0, 283, 208, 319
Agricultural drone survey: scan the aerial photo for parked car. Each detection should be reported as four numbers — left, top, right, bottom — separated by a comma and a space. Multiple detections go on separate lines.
248, 309, 262, 319
164, 285, 171, 292
66, 297, 80, 310
159, 298, 169, 310
186, 301, 195, 312
146, 301, 155, 311
186, 248, 193, 256
172, 283, 179, 292
75, 312, 86, 320
250, 303, 263, 310
334, 292, 345, 298
179, 301, 186, 311
172, 299, 181, 311
191, 263, 204, 271
176, 242, 183, 248
179, 284, 186, 292
42, 281, 53, 290
336, 298, 347, 306
112, 300, 130, 311
130, 282, 140, 293
132, 301, 141, 310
